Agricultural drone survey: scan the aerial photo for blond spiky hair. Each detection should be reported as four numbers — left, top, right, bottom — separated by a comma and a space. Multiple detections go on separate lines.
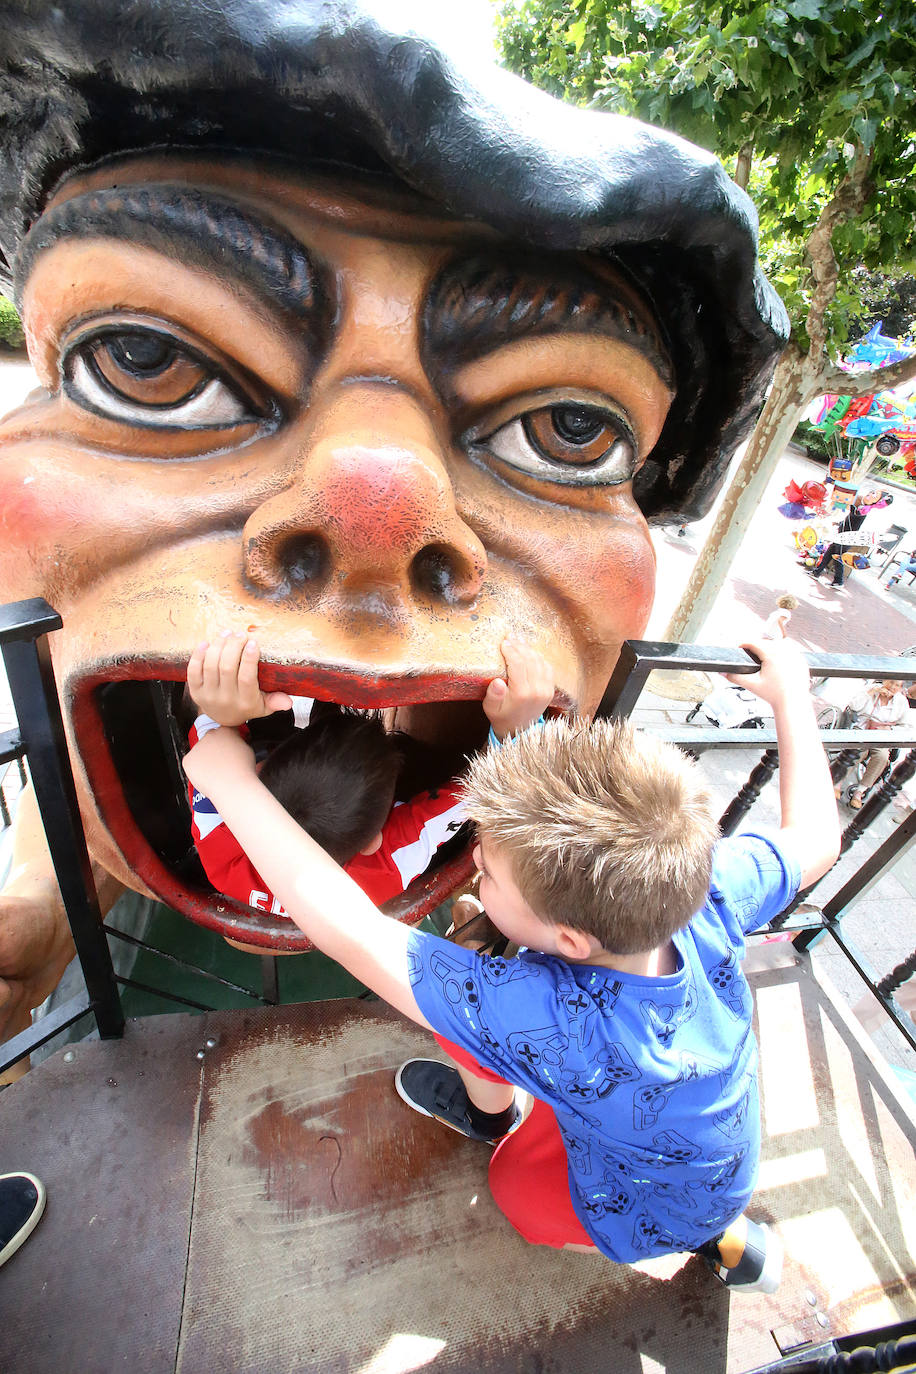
462, 717, 719, 955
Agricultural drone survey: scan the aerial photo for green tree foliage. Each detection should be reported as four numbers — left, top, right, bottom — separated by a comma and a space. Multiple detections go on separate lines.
498, 0, 915, 354
0, 294, 24, 349
498, 0, 916, 636
848, 268, 916, 341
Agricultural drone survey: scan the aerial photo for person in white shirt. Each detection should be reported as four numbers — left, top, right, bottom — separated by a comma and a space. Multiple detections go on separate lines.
837, 679, 909, 808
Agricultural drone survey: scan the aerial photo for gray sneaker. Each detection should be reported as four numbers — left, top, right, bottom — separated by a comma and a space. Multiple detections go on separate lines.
697, 1218, 783, 1294
395, 1059, 520, 1145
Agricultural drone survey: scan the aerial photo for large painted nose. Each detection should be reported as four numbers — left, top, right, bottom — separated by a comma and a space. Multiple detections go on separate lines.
242, 389, 487, 607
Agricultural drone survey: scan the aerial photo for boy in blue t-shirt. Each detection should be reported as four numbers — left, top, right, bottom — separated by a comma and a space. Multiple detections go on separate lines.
183, 634, 840, 1294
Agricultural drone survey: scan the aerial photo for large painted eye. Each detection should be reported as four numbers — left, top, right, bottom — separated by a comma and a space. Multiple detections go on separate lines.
477, 403, 638, 487
63, 325, 262, 428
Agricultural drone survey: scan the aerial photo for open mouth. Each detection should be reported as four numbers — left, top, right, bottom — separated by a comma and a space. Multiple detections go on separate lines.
72, 658, 492, 951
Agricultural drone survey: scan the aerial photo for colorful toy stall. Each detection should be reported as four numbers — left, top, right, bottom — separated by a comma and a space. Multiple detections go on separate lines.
811, 325, 916, 487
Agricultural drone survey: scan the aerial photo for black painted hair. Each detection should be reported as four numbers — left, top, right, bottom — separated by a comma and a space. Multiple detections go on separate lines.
258, 708, 403, 865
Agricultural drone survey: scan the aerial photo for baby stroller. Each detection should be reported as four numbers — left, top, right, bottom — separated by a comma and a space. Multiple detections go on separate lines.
686, 682, 769, 730
688, 680, 844, 734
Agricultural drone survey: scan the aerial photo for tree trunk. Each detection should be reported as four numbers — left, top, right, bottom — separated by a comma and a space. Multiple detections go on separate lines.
663, 345, 824, 642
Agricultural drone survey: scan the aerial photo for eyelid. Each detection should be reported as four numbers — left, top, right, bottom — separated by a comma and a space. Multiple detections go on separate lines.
59, 317, 276, 431
67, 352, 249, 428
60, 313, 261, 383
462, 389, 639, 452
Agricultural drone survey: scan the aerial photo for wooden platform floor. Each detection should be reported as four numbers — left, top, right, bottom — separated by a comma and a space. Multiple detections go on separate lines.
1, 945, 914, 1374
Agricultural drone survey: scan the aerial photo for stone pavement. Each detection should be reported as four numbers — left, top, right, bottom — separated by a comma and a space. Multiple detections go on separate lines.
649, 446, 916, 656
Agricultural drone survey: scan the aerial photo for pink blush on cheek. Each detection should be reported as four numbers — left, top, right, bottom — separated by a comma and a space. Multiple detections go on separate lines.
0, 471, 55, 556
0, 475, 89, 546
0, 455, 122, 603
576, 533, 656, 638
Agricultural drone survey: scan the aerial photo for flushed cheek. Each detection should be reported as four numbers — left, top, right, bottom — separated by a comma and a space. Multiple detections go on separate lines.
497, 500, 656, 703
0, 446, 101, 602
0, 448, 150, 605
566, 527, 655, 703
576, 522, 656, 636
0, 433, 245, 607
453, 464, 655, 669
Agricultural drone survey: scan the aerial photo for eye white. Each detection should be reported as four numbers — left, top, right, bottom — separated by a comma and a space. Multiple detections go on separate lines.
67, 350, 249, 428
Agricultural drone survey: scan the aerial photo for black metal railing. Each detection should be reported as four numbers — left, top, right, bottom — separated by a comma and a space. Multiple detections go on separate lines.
600, 641, 916, 1054
0, 755, 26, 827
0, 598, 273, 1078
3, 607, 916, 1070
741, 1315, 916, 1373
0, 597, 124, 1075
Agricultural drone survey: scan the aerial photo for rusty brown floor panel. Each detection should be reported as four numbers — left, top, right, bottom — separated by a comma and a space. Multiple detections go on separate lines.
1, 948, 914, 1374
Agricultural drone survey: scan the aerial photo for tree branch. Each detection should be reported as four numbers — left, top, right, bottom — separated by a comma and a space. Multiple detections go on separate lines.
734, 141, 753, 189
804, 142, 874, 365
819, 349, 916, 398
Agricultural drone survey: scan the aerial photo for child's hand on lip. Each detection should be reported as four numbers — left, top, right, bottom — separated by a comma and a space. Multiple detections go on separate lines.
187, 630, 293, 727
484, 636, 557, 740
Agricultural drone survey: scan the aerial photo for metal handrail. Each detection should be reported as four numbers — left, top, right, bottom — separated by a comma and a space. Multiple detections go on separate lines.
1, 597, 124, 1076
600, 639, 916, 1054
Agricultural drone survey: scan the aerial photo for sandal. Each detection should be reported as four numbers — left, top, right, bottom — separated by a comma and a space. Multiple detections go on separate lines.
849, 789, 865, 810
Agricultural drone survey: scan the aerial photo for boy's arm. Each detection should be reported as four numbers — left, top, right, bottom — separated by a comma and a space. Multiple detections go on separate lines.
183, 726, 436, 1030
183, 632, 556, 1025
727, 638, 841, 888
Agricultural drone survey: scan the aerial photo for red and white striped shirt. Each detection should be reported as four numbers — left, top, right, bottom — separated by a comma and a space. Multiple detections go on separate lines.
188, 719, 467, 915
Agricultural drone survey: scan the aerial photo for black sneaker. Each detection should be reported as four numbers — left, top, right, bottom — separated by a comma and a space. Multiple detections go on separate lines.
697, 1218, 782, 1294
0, 1172, 46, 1269
395, 1059, 520, 1145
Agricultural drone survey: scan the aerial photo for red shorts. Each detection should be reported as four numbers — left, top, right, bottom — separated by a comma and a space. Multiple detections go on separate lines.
433, 1033, 597, 1250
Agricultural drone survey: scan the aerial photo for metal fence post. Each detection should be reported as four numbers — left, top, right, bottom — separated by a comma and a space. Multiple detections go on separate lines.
0, 597, 124, 1040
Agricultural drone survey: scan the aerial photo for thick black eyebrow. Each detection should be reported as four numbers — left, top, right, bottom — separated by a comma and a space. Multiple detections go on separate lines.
14, 184, 334, 351
422, 252, 674, 391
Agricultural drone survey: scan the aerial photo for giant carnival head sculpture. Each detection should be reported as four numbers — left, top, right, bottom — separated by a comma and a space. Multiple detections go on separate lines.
0, 1, 788, 966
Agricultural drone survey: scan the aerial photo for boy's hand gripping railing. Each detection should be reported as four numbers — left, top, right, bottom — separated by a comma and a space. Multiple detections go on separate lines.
599, 642, 781, 836
600, 640, 916, 1057
0, 597, 124, 1075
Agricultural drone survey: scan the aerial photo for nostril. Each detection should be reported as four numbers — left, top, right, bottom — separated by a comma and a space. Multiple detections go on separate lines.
275, 532, 329, 589
411, 542, 478, 605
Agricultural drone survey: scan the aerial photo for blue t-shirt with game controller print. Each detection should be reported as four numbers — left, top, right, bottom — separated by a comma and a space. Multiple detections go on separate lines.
407, 831, 800, 1262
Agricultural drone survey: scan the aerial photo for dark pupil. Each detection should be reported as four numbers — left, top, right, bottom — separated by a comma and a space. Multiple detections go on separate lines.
551, 406, 604, 444
109, 332, 174, 376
